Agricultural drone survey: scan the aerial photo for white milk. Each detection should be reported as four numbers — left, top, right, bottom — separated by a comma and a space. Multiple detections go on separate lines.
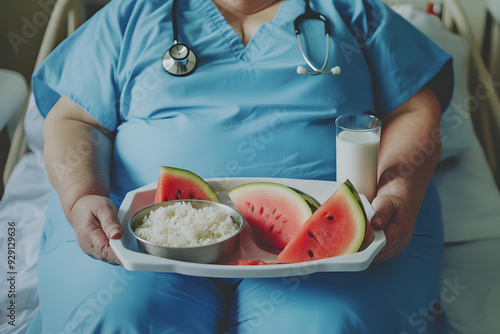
336, 130, 379, 201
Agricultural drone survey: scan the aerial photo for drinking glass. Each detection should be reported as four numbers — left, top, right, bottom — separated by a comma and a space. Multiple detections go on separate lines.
335, 114, 381, 202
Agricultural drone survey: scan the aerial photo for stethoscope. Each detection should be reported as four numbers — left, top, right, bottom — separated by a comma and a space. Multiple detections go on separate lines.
162, 0, 341, 77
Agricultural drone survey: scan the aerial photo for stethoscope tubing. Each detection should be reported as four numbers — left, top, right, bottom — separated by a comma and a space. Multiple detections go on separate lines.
171, 0, 180, 44
297, 32, 331, 74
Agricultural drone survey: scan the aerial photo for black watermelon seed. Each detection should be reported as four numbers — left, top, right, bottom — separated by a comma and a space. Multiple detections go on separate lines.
177, 189, 181, 195
308, 250, 314, 258
188, 194, 194, 199
175, 194, 179, 200
269, 226, 274, 232
251, 206, 255, 212
308, 232, 314, 238
164, 197, 168, 201
327, 216, 334, 221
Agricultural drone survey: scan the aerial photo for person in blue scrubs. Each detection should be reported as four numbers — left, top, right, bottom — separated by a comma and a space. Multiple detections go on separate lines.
28, 0, 453, 332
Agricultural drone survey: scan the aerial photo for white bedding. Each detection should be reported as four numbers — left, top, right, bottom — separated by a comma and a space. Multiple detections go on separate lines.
0, 93, 51, 333
0, 4, 499, 334
0, 154, 51, 333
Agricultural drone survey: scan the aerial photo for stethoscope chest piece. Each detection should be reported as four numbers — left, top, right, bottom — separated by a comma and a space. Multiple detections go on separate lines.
162, 43, 198, 76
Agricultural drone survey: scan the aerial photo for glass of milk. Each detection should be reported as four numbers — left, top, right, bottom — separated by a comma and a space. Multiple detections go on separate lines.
335, 114, 381, 202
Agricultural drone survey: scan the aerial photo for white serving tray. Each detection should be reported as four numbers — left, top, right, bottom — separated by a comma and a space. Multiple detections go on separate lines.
110, 177, 385, 278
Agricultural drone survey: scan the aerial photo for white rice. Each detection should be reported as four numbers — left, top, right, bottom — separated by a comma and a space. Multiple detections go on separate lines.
133, 201, 239, 247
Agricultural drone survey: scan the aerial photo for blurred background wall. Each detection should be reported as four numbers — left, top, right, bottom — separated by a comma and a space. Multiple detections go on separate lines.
0, 0, 54, 83
0, 0, 104, 83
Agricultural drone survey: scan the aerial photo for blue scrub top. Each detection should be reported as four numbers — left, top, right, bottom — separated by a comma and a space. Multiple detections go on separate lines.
32, 0, 452, 205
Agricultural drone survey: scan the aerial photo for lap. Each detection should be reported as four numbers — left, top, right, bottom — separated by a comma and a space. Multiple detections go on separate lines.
37, 243, 225, 334
30, 183, 449, 333
29, 191, 225, 334
229, 247, 448, 334
227, 181, 449, 333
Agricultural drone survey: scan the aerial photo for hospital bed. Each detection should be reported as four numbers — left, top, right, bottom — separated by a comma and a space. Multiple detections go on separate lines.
1, 0, 499, 332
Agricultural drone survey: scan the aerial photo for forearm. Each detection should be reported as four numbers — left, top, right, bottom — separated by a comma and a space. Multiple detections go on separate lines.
377, 86, 442, 219
43, 96, 113, 217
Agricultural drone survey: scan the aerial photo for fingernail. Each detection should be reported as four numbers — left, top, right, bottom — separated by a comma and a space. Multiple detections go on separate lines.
109, 228, 122, 239
371, 217, 382, 229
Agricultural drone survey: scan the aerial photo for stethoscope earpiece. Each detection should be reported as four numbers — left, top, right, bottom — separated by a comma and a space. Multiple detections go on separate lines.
296, 65, 341, 75
331, 66, 341, 75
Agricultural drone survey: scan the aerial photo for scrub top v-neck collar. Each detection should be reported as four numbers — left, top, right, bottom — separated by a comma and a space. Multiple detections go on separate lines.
193, 0, 300, 64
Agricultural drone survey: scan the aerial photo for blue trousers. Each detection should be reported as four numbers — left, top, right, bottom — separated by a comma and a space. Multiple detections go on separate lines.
27, 182, 450, 334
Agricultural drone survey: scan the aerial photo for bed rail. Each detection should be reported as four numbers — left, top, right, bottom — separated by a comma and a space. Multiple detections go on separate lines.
442, 0, 500, 183
2, 0, 83, 186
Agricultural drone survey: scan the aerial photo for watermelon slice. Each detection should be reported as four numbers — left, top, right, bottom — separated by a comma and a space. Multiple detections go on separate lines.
153, 166, 220, 203
228, 182, 319, 249
276, 180, 367, 263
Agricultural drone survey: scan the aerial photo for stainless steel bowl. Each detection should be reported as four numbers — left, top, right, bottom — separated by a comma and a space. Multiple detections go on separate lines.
129, 200, 245, 263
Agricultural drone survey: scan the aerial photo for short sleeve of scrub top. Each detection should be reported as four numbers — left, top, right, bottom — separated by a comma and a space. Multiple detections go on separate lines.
332, 0, 453, 113
32, 0, 136, 131
32, 0, 453, 203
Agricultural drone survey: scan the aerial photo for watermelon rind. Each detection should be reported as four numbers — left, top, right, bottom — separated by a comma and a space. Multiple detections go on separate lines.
154, 166, 220, 203
344, 179, 368, 221
338, 182, 367, 254
289, 187, 321, 212
344, 179, 373, 249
